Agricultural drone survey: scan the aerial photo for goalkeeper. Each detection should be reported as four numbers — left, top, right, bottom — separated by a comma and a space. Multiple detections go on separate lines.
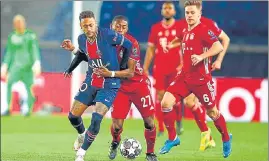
1, 15, 41, 116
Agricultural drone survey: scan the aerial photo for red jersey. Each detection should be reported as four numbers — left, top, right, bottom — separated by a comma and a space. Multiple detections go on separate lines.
148, 20, 181, 74
117, 33, 146, 83
178, 22, 219, 85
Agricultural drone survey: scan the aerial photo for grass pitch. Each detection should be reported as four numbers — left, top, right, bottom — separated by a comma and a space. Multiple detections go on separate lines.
1, 115, 268, 161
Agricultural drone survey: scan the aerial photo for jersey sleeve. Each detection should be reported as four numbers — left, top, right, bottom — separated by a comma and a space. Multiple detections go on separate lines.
148, 25, 157, 46
3, 34, 13, 68
106, 29, 132, 50
129, 40, 140, 61
201, 27, 219, 47
205, 20, 222, 37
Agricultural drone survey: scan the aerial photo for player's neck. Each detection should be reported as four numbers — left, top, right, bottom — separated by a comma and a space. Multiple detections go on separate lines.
15, 28, 26, 34
162, 18, 175, 26
188, 20, 201, 31
87, 32, 98, 43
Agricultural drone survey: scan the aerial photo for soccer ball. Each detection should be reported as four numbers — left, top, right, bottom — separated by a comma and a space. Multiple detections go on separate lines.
119, 138, 142, 159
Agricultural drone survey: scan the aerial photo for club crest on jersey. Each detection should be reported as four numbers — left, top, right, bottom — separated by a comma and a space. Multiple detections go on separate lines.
190, 33, 195, 40
165, 30, 170, 36
96, 50, 102, 56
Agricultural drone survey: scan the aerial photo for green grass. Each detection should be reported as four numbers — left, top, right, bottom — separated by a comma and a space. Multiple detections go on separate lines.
1, 115, 268, 161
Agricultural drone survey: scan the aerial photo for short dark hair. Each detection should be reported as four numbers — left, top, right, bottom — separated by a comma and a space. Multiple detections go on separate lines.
112, 15, 129, 24
163, 1, 175, 5
79, 11, 95, 22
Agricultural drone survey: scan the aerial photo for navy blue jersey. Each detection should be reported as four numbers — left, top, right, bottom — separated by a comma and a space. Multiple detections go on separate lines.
77, 28, 132, 89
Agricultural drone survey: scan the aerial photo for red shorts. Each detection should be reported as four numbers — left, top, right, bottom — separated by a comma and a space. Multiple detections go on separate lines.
153, 70, 177, 91
111, 78, 155, 119
167, 74, 216, 109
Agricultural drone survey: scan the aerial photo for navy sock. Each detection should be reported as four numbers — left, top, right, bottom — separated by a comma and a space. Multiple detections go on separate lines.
68, 112, 85, 134
81, 112, 103, 150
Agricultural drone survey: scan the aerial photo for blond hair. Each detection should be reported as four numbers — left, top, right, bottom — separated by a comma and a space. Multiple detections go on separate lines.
184, 0, 202, 10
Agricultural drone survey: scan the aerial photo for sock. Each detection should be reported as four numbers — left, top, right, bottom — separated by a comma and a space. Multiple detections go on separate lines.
174, 102, 182, 122
68, 112, 85, 134
155, 100, 164, 132
163, 108, 177, 140
110, 125, 123, 143
81, 112, 103, 150
212, 112, 230, 142
144, 127, 156, 154
191, 105, 208, 132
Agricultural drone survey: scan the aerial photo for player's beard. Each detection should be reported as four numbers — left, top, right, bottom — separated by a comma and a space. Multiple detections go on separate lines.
164, 16, 173, 21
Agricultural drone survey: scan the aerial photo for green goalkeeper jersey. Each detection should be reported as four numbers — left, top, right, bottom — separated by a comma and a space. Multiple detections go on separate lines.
3, 29, 40, 72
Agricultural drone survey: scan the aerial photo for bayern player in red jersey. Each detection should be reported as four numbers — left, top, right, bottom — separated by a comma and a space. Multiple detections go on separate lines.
143, 1, 184, 137
159, 1, 232, 158
97, 15, 158, 161
172, 14, 230, 151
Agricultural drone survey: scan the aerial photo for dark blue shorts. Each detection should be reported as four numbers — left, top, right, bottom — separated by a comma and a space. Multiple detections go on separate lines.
74, 77, 118, 108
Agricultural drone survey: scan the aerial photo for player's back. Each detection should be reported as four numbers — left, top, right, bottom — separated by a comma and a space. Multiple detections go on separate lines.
148, 20, 181, 74
180, 23, 219, 84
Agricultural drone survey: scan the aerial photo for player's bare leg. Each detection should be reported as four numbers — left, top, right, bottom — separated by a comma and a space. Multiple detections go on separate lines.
155, 90, 165, 137
206, 106, 232, 158
143, 115, 158, 161
159, 92, 180, 154
184, 93, 215, 151
68, 100, 87, 151
109, 118, 124, 160
76, 102, 108, 161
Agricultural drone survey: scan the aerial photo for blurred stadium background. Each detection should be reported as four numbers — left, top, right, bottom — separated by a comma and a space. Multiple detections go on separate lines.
1, 1, 268, 161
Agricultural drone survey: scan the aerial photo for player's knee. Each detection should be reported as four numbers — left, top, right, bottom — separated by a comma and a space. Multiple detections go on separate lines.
143, 116, 155, 130
68, 112, 81, 125
112, 119, 123, 131
161, 93, 175, 109
95, 102, 109, 116
88, 112, 103, 134
184, 94, 196, 108
206, 106, 219, 119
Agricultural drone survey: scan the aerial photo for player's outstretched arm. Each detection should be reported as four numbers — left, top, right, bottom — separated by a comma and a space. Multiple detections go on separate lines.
212, 31, 230, 71
64, 51, 88, 78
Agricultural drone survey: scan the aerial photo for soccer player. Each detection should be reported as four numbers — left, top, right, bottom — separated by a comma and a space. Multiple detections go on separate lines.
64, 15, 158, 161
60, 11, 133, 161
159, 1, 232, 158
1, 14, 41, 116
143, 1, 184, 137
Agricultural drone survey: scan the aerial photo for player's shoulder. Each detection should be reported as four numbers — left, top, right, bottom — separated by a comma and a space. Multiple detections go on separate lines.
78, 33, 87, 42
176, 18, 187, 26
200, 16, 219, 28
25, 29, 37, 39
125, 33, 139, 45
150, 21, 163, 30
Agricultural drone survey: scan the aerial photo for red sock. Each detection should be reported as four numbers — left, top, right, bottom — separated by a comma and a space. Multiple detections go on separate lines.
144, 127, 156, 154
213, 112, 230, 142
192, 105, 208, 132
155, 100, 164, 132
110, 125, 123, 143
163, 108, 177, 140
174, 102, 182, 122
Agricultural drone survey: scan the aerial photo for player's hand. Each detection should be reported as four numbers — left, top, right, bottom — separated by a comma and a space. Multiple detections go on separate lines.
1, 64, 7, 80
97, 66, 112, 77
191, 54, 204, 66
61, 39, 75, 51
63, 70, 72, 78
211, 60, 222, 71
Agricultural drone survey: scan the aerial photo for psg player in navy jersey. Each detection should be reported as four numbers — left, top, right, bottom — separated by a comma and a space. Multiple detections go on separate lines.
61, 11, 132, 161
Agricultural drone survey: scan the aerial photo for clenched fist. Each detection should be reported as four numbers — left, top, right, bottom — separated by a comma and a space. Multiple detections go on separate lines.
61, 39, 75, 51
